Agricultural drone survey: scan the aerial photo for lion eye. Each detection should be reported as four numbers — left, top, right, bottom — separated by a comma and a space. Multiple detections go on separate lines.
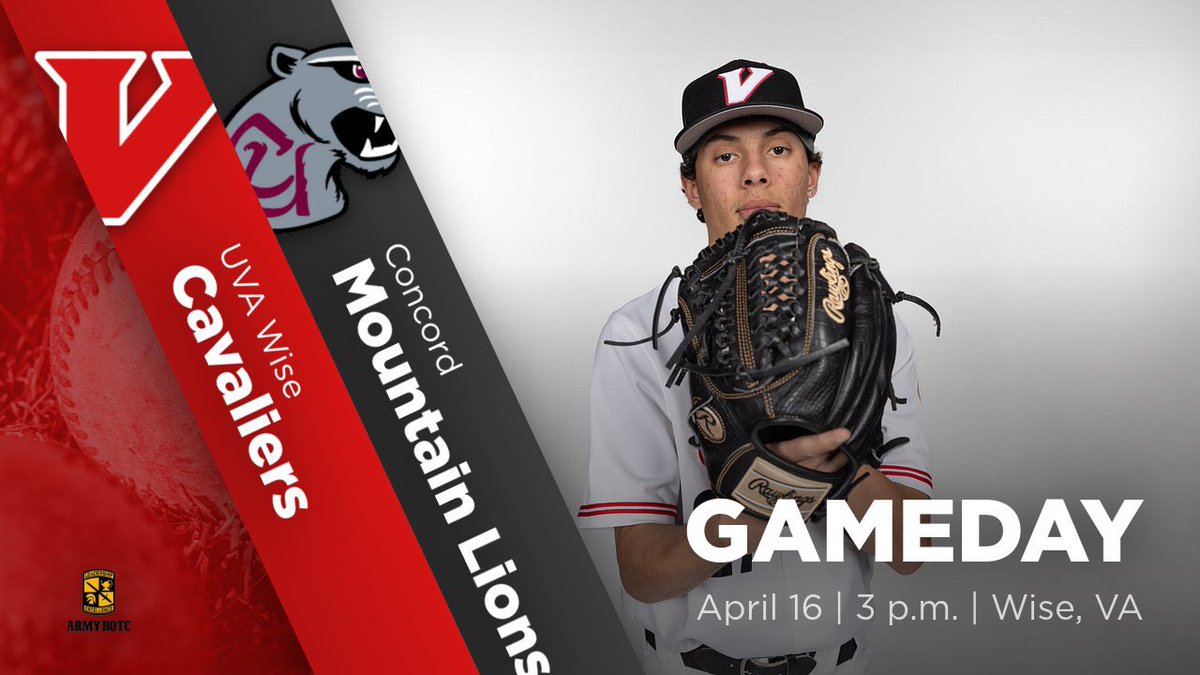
330, 62, 369, 82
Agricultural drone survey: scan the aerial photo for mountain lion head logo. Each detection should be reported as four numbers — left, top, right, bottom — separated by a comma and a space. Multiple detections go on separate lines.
227, 43, 399, 230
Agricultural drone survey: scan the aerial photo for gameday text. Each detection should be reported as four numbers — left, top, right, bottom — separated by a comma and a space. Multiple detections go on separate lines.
688, 498, 1142, 564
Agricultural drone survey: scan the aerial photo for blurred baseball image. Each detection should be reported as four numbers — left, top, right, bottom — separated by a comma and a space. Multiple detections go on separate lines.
47, 211, 308, 672
51, 209, 230, 512
0, 19, 307, 673
0, 435, 213, 674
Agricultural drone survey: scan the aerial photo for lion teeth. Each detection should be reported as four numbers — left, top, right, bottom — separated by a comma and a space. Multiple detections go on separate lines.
361, 138, 398, 159
374, 115, 384, 132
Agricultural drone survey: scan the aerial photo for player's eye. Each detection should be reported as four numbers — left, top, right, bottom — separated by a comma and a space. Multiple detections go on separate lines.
768, 146, 789, 156
715, 152, 736, 163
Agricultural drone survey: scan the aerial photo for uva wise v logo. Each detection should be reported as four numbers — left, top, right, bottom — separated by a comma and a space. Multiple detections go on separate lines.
35, 51, 216, 226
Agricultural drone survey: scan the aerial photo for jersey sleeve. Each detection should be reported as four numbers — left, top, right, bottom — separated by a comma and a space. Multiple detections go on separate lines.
877, 318, 934, 496
577, 313, 682, 528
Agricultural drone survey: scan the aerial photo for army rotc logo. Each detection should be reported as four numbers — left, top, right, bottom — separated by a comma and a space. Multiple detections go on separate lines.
82, 569, 116, 615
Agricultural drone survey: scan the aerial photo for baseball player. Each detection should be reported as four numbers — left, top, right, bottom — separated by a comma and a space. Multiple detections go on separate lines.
578, 59, 933, 675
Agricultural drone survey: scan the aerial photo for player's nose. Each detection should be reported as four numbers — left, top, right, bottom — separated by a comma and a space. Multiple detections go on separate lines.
741, 155, 769, 186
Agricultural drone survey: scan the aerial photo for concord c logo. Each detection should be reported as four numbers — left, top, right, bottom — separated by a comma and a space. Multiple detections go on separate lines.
35, 51, 216, 226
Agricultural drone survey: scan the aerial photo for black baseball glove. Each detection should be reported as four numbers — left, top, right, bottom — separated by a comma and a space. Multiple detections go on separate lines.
612, 211, 939, 521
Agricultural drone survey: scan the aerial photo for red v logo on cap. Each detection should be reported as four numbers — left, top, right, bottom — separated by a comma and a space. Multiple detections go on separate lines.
718, 67, 774, 106
35, 52, 216, 226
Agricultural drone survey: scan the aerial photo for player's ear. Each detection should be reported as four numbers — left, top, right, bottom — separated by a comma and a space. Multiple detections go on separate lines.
681, 174, 702, 210
270, 45, 307, 78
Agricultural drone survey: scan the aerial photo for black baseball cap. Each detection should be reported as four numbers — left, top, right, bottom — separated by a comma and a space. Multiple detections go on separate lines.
674, 59, 824, 155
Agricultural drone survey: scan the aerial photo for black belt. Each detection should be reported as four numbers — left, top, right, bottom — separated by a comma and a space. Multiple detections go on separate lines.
646, 630, 857, 675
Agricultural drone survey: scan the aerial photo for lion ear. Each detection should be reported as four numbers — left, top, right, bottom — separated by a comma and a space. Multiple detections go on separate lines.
270, 45, 307, 78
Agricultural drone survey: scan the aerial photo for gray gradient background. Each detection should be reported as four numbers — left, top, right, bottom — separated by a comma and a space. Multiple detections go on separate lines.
334, 1, 1199, 672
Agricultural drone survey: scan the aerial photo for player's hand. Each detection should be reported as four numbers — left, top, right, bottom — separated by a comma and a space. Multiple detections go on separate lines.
766, 428, 851, 472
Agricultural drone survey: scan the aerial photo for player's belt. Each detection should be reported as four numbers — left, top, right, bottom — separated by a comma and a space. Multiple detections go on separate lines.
646, 630, 857, 675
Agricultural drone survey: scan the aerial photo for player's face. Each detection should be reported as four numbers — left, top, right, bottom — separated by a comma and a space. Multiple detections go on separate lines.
681, 118, 821, 243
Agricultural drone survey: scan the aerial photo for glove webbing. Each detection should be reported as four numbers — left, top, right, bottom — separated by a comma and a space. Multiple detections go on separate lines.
608, 250, 941, 391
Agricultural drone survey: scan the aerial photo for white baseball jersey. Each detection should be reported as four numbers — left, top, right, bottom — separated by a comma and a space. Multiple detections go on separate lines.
578, 278, 933, 664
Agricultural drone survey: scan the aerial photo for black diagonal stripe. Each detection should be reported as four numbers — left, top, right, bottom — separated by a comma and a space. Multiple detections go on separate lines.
165, 1, 640, 672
